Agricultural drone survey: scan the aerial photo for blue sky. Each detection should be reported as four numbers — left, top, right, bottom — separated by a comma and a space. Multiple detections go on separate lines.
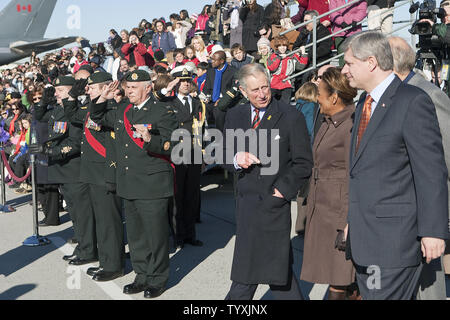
0, 0, 415, 45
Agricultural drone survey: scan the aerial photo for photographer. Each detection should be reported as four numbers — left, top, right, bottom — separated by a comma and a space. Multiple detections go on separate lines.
419, 1, 450, 94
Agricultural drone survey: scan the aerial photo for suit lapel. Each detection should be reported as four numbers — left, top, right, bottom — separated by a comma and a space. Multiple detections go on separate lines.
351, 77, 402, 171
258, 99, 282, 131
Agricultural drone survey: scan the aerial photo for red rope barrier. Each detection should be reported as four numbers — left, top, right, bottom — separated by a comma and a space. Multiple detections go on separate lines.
1, 151, 32, 183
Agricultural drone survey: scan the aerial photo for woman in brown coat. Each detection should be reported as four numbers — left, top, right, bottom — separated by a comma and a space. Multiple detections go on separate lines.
300, 67, 358, 300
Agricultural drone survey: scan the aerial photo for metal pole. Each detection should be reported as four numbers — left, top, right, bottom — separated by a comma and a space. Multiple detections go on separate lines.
23, 123, 50, 247
410, 0, 416, 49
312, 16, 317, 70
0, 143, 6, 206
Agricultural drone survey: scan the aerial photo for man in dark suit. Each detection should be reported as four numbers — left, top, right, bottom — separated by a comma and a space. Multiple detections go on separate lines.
90, 70, 178, 299
341, 31, 449, 300
389, 36, 450, 300
169, 66, 205, 249
223, 63, 313, 300
203, 50, 237, 131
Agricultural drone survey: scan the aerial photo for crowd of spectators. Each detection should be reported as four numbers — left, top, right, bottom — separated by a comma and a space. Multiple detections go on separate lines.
0, 0, 393, 196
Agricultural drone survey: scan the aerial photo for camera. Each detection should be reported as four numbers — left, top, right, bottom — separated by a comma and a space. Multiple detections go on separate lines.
410, 0, 446, 35
410, 0, 446, 50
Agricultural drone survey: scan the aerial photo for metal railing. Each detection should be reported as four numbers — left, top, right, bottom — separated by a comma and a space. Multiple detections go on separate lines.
279, 0, 416, 82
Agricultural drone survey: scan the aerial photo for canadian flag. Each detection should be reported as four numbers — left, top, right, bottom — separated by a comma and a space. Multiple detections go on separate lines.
17, 4, 32, 12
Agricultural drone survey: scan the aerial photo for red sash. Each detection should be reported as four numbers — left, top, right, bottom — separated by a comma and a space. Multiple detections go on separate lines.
84, 112, 106, 158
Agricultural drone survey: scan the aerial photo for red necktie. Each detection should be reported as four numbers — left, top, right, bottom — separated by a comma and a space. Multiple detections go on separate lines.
356, 95, 373, 153
252, 109, 261, 129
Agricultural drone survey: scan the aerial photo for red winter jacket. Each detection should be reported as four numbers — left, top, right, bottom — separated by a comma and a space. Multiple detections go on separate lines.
121, 42, 155, 68
267, 52, 308, 90
298, 0, 331, 24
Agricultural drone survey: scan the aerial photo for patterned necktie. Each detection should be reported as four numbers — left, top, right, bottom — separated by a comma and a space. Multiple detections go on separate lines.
356, 94, 373, 153
252, 108, 261, 129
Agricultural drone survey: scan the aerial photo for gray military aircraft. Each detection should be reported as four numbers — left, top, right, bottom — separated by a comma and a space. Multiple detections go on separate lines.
0, 0, 77, 65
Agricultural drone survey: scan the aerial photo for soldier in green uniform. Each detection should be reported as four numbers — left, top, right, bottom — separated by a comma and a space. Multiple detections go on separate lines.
30, 76, 98, 264
62, 72, 125, 282
169, 66, 205, 249
90, 70, 178, 299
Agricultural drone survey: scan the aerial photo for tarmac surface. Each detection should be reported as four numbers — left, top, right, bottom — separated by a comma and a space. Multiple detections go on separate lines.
0, 169, 449, 300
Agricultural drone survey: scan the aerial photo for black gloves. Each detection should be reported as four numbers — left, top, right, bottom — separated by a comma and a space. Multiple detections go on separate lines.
68, 79, 88, 99
335, 230, 347, 252
341, 21, 358, 29
29, 143, 49, 155
41, 86, 56, 106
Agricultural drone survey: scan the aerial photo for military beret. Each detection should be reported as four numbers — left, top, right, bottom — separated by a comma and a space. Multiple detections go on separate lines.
88, 71, 113, 85
78, 64, 94, 74
126, 70, 151, 82
53, 76, 76, 87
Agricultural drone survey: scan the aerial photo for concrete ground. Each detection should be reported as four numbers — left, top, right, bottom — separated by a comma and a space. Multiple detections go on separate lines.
0, 169, 449, 300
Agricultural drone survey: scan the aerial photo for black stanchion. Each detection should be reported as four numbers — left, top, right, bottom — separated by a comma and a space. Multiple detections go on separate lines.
23, 126, 50, 247
0, 143, 6, 207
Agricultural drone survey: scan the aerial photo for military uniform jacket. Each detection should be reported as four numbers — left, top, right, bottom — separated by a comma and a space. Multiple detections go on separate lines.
90, 97, 179, 200
34, 103, 82, 184
63, 98, 117, 187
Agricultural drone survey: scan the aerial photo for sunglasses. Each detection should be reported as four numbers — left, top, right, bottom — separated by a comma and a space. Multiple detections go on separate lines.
33, 96, 42, 101
12, 108, 18, 111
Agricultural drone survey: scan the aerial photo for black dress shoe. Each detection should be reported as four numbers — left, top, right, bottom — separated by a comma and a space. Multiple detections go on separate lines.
69, 257, 98, 266
63, 254, 77, 261
92, 270, 124, 282
184, 239, 203, 247
144, 287, 166, 299
39, 220, 59, 227
123, 282, 148, 295
175, 241, 184, 250
87, 267, 102, 277
67, 237, 78, 244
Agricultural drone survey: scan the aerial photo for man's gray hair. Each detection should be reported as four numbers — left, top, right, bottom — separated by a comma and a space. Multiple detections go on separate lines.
238, 63, 270, 90
389, 37, 416, 75
304, 10, 320, 24
343, 31, 394, 71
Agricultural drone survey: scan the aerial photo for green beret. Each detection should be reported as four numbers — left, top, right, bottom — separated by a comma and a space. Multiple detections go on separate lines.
88, 72, 113, 85
126, 70, 151, 82
53, 76, 76, 87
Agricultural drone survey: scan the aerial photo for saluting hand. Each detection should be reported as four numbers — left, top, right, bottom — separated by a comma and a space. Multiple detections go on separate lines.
99, 81, 120, 102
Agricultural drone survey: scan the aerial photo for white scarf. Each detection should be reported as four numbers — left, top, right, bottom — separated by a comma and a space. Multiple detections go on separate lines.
230, 3, 240, 30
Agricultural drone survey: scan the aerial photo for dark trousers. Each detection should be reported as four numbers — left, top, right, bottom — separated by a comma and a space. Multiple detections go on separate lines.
355, 263, 423, 300
225, 267, 304, 300
8, 154, 28, 181
88, 183, 125, 272
173, 164, 201, 243
60, 182, 97, 259
124, 198, 170, 289
37, 184, 60, 225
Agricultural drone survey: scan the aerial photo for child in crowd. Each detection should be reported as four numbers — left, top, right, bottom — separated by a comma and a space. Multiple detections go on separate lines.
230, 44, 254, 70
295, 82, 319, 141
256, 37, 272, 69
184, 45, 200, 66
194, 62, 208, 93
171, 48, 186, 70
267, 35, 308, 104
